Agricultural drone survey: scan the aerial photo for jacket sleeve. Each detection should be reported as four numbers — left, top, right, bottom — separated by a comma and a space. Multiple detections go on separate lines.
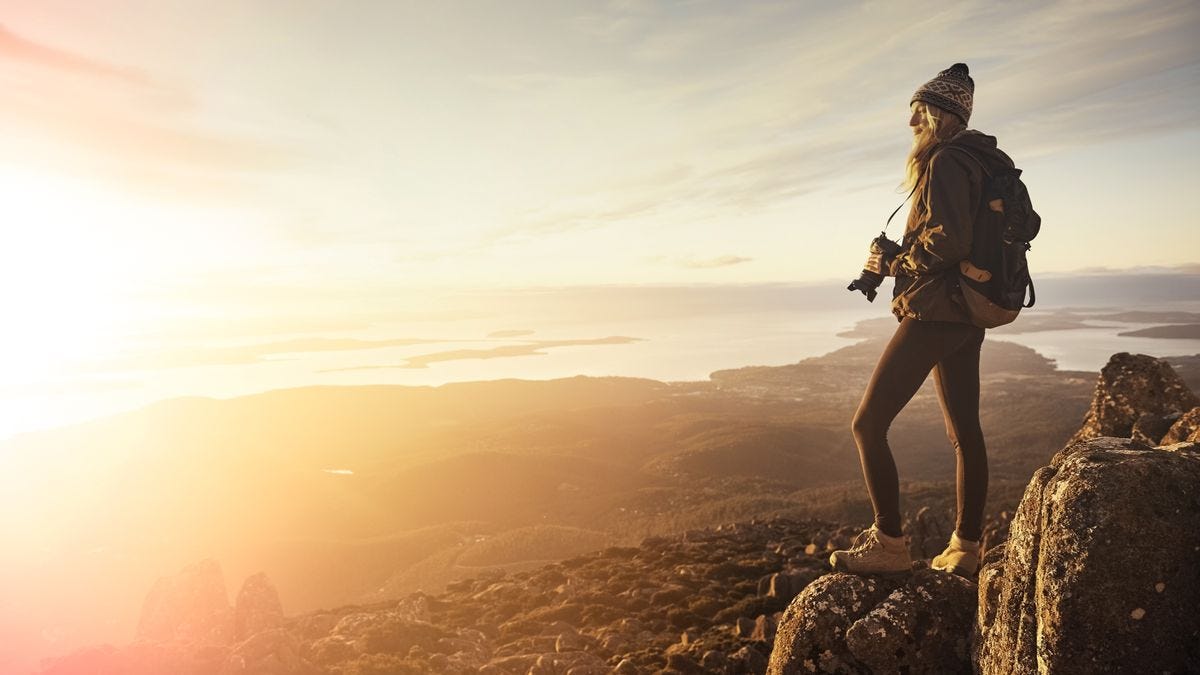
886, 148, 980, 277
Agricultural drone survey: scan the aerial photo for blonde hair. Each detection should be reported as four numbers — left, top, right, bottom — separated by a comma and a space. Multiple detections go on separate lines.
903, 103, 965, 191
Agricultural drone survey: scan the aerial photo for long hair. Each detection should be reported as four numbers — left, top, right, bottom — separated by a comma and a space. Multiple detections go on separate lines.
903, 103, 965, 191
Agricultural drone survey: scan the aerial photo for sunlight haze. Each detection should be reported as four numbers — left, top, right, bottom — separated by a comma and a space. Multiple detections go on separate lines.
1, 0, 1198, 439
2, 4, 1200, 673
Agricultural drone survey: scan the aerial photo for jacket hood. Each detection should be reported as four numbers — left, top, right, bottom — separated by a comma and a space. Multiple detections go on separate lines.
944, 129, 1015, 170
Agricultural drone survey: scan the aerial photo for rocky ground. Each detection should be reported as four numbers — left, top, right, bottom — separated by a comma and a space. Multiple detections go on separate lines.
36, 352, 1200, 674
40, 506, 1019, 675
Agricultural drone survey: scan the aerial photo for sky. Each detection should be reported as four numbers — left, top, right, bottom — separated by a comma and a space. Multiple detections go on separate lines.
0, 0, 1198, 400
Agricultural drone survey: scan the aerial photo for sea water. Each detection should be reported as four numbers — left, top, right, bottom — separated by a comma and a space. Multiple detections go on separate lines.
2, 283, 1198, 443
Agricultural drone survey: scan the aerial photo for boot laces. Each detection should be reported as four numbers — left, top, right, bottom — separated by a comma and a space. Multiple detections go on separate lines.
848, 527, 881, 553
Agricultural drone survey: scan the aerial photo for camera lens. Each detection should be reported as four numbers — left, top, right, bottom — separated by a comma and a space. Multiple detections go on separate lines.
848, 270, 884, 302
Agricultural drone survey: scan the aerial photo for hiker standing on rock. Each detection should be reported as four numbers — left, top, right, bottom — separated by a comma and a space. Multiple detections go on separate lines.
832, 63, 1021, 578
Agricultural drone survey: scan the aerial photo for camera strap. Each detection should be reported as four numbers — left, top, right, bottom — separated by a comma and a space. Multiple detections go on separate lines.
884, 183, 918, 234
884, 141, 981, 234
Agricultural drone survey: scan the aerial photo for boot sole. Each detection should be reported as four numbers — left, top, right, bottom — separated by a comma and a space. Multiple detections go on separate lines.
933, 564, 978, 579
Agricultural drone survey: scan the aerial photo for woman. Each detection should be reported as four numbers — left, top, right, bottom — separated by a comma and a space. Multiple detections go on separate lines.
830, 63, 1017, 577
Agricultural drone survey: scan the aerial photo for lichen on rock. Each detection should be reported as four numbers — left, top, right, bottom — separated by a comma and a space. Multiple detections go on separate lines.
976, 438, 1200, 674
1069, 353, 1199, 446
767, 568, 975, 674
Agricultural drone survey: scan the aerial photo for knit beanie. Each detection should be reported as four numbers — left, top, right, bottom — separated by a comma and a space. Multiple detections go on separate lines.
911, 63, 974, 124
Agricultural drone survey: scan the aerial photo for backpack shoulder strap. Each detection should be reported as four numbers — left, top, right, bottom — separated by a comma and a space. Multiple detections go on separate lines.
938, 143, 991, 178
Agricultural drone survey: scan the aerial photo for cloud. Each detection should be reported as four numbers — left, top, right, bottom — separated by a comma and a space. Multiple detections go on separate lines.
0, 24, 302, 203
490, 195, 666, 242
322, 336, 643, 371
78, 337, 458, 372
678, 255, 753, 269
0, 23, 156, 86
4, 3, 1195, 282
120, 314, 386, 343
484, 0, 1200, 245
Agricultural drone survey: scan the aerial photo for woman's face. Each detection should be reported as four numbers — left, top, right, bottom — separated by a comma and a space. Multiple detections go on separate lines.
909, 101, 933, 135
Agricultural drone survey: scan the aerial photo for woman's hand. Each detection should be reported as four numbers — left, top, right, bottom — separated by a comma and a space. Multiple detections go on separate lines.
864, 234, 903, 275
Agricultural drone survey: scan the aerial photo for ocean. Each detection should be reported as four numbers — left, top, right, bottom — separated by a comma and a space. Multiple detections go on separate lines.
3, 277, 1199, 444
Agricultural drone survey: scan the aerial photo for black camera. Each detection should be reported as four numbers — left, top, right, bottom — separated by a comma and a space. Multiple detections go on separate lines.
847, 233, 903, 302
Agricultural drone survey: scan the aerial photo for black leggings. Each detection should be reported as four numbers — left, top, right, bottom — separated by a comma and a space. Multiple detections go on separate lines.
851, 317, 987, 541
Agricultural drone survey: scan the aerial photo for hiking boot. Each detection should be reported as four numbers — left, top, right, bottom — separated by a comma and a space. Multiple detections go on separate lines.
829, 525, 912, 574
931, 532, 981, 578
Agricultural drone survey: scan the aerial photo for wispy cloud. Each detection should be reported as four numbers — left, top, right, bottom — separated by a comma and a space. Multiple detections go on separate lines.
4, 2, 1194, 287
79, 337, 457, 372
490, 195, 666, 242
0, 24, 301, 202
0, 24, 156, 86
483, 0, 1199, 244
323, 336, 643, 371
678, 255, 753, 269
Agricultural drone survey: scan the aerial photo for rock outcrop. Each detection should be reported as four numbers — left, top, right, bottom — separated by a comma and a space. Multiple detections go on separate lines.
1069, 352, 1199, 446
1162, 406, 1200, 444
976, 437, 1200, 674
234, 572, 285, 640
41, 563, 319, 675
767, 568, 976, 674
136, 558, 233, 644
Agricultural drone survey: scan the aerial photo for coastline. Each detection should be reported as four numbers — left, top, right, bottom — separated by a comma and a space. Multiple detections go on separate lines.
3, 282, 1200, 444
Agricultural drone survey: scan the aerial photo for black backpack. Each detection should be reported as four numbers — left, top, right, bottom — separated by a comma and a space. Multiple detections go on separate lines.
943, 145, 1041, 328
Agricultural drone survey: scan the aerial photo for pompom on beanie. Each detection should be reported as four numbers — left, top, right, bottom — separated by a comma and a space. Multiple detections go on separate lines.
911, 63, 974, 124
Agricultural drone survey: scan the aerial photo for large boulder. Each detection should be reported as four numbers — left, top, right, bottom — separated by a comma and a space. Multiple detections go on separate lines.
1069, 353, 1199, 446
137, 559, 233, 644
976, 437, 1200, 674
767, 568, 975, 674
234, 573, 285, 640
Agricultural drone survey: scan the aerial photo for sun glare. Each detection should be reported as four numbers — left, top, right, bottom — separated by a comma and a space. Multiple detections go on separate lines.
0, 167, 146, 385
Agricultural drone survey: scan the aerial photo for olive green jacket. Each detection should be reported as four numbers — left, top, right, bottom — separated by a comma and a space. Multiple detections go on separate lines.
886, 130, 1015, 324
